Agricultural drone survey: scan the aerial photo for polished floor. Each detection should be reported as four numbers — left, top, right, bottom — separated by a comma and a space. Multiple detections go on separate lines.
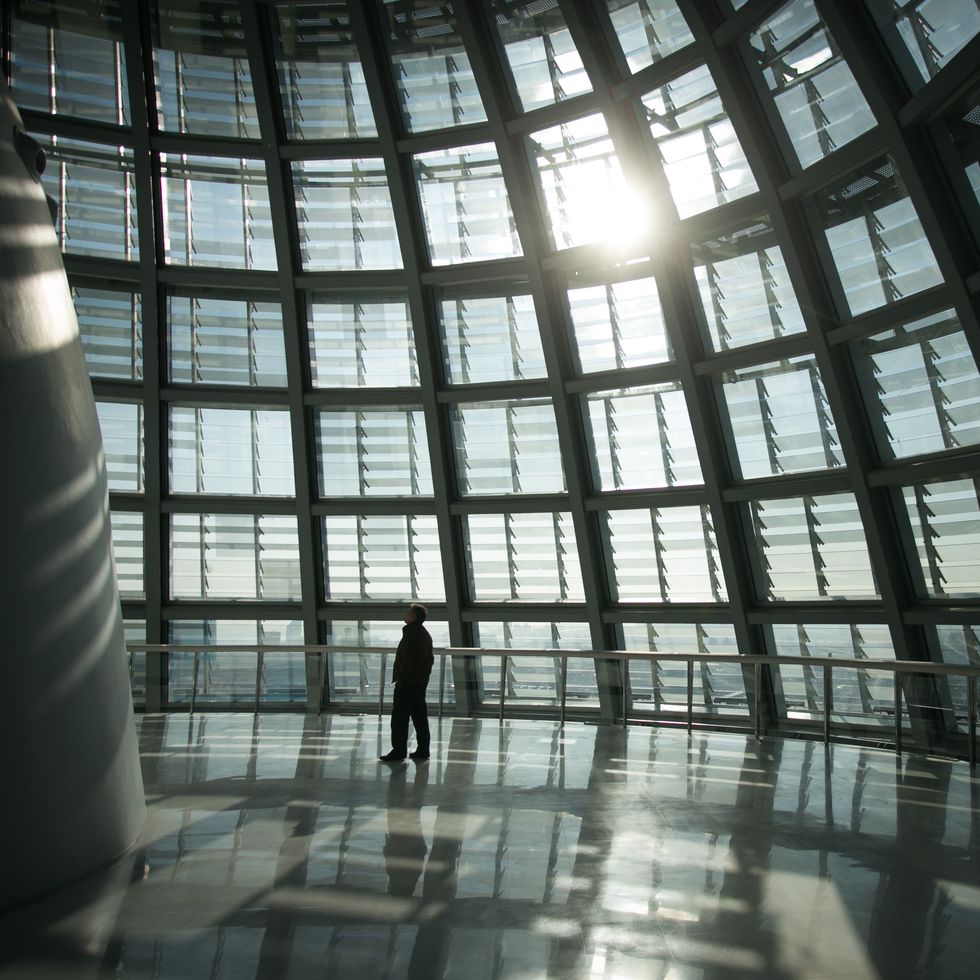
1, 714, 978, 979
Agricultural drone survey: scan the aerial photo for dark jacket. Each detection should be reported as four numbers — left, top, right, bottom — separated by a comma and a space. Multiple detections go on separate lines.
392, 622, 434, 686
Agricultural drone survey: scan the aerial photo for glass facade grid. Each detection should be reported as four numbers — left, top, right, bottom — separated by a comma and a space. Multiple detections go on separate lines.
12, 0, 980, 744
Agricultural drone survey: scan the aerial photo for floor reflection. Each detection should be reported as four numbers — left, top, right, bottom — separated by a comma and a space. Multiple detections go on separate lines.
1, 714, 978, 979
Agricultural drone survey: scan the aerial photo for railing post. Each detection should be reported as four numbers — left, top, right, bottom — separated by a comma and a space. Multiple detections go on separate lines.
559, 656, 567, 727
894, 675, 902, 757
438, 654, 445, 720
753, 662, 761, 740
379, 653, 387, 721
822, 665, 831, 747
190, 650, 200, 715
254, 651, 264, 716
318, 651, 325, 714
968, 674, 976, 769
499, 655, 506, 722
622, 657, 628, 730
687, 660, 694, 732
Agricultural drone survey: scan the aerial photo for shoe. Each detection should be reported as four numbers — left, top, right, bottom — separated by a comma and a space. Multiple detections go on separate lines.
379, 752, 406, 762
409, 751, 430, 761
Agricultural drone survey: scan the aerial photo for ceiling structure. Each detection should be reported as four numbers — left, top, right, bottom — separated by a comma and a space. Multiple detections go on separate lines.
5, 0, 980, 750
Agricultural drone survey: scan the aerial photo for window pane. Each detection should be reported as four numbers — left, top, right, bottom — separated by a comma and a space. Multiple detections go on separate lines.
383, 0, 487, 132
463, 513, 584, 602
272, 1, 377, 139
38, 135, 138, 260
168, 620, 306, 705
606, 0, 694, 73
151, 1, 258, 138
585, 382, 701, 490
308, 297, 418, 387
161, 154, 275, 269
751, 0, 876, 169
293, 158, 403, 270
852, 308, 980, 460
815, 156, 943, 317
902, 478, 980, 597
171, 514, 301, 600
414, 144, 522, 264
492, 0, 591, 112
73, 285, 142, 380
97, 400, 144, 492
642, 64, 758, 218
622, 623, 746, 716
749, 493, 878, 600
931, 624, 980, 727
530, 114, 639, 250
111, 511, 144, 598
440, 293, 546, 384
169, 407, 295, 496
475, 621, 597, 707
322, 515, 445, 600
566, 274, 673, 372
315, 407, 432, 496
168, 296, 287, 387
720, 355, 843, 478
11, 8, 129, 124
604, 507, 727, 602
692, 219, 806, 351
451, 399, 565, 495
124, 619, 146, 706
770, 623, 897, 724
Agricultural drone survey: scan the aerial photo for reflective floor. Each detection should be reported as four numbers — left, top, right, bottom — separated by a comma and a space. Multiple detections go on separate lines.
1, 715, 979, 979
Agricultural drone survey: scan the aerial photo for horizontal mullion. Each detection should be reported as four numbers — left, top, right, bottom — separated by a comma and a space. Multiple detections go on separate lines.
311, 498, 438, 516
162, 602, 302, 620
293, 270, 409, 291
897, 33, 980, 128
693, 334, 816, 375
722, 471, 854, 502
584, 487, 710, 511
777, 128, 887, 202
108, 492, 145, 511
602, 604, 735, 624
92, 379, 143, 400
437, 380, 552, 403
564, 362, 681, 394
278, 138, 385, 160
866, 448, 980, 488
903, 603, 980, 626
460, 603, 589, 623
63, 254, 142, 283
824, 285, 953, 346
157, 265, 280, 291
418, 258, 529, 287
161, 385, 290, 407
162, 496, 297, 515
394, 121, 496, 155
745, 603, 889, 625
318, 602, 448, 621
448, 494, 572, 515
502, 92, 603, 137
711, 0, 784, 47
305, 387, 425, 408
608, 43, 706, 103
20, 109, 132, 146
149, 131, 264, 159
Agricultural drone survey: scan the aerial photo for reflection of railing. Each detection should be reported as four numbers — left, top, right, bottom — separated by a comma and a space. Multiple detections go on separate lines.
128, 644, 979, 766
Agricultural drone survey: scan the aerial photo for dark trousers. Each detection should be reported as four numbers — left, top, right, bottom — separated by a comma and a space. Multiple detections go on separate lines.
390, 681, 430, 756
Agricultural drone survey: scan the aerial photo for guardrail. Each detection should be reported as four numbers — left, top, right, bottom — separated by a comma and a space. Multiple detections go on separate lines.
127, 644, 979, 766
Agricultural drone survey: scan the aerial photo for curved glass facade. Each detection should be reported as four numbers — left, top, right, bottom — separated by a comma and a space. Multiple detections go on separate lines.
7, 0, 980, 750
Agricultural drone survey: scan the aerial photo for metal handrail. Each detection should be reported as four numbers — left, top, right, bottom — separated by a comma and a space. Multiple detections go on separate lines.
127, 643, 979, 766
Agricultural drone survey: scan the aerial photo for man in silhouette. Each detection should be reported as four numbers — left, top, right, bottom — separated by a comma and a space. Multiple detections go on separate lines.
380, 603, 434, 762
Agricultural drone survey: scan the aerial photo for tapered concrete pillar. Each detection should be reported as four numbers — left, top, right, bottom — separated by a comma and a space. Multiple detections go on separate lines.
0, 80, 145, 912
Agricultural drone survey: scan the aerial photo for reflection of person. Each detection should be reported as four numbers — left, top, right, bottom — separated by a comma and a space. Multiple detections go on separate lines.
380, 603, 433, 762
384, 761, 429, 898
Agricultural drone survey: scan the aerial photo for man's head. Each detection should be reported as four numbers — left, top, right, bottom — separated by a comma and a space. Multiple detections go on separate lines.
405, 602, 427, 625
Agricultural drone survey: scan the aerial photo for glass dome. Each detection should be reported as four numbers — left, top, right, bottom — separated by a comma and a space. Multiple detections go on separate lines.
7, 0, 980, 749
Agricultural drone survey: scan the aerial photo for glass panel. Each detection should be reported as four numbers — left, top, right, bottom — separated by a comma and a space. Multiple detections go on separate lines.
902, 478, 980, 597
867, 0, 980, 87
622, 623, 746, 716
451, 399, 565, 495
750, 0, 876, 169
38, 135, 138, 260
73, 285, 142, 380
111, 511, 144, 598
383, 0, 486, 132
530, 114, 640, 250
748, 493, 878, 600
161, 153, 275, 269
932, 624, 980, 728
566, 274, 673, 372
124, 619, 146, 706
606, 0, 694, 73
272, 1, 377, 139
169, 407, 294, 496
293, 158, 403, 270
440, 293, 546, 384
168, 296, 287, 387
308, 296, 418, 387
814, 156, 943, 317
474, 621, 597, 707
770, 623, 897, 725
720, 355, 843, 479
322, 515, 445, 600
151, 1, 258, 138
315, 407, 432, 496
96, 400, 144, 492
463, 512, 584, 602
414, 144, 522, 264
326, 619, 451, 705
492, 0, 591, 112
170, 514, 302, 600
585, 382, 702, 490
168, 620, 306, 704
852, 308, 980, 460
692, 219, 806, 351
11, 4, 129, 124
642, 64, 758, 218
604, 507, 727, 602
